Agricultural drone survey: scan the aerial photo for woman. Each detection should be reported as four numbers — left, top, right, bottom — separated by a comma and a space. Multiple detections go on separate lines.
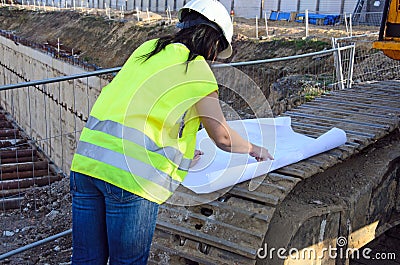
69, 0, 273, 264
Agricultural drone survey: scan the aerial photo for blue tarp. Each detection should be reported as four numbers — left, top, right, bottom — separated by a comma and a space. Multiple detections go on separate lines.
269, 11, 291, 21
296, 13, 340, 25
269, 11, 340, 25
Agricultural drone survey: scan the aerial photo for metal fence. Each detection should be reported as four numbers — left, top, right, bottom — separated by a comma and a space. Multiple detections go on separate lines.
333, 33, 400, 83
0, 44, 371, 263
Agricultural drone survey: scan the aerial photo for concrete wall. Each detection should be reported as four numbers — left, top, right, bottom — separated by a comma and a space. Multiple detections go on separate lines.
0, 35, 108, 174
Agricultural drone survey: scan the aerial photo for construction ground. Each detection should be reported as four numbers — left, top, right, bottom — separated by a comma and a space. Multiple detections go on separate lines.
0, 6, 399, 265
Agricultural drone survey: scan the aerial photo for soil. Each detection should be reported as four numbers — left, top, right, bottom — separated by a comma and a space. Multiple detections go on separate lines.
1, 178, 72, 264
0, 6, 396, 265
0, 8, 379, 68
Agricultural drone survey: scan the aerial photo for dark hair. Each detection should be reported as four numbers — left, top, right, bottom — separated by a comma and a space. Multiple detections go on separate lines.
138, 11, 228, 63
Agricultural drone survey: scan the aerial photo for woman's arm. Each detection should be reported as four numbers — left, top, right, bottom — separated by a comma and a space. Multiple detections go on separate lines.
195, 92, 274, 161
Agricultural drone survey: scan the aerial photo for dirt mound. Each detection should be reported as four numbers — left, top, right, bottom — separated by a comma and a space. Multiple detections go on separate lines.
0, 8, 338, 68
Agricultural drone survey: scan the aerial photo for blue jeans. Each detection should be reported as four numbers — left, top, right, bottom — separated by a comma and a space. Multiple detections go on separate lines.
70, 171, 159, 265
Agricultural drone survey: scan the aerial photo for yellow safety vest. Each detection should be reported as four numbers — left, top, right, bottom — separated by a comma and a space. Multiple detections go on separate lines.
71, 39, 218, 204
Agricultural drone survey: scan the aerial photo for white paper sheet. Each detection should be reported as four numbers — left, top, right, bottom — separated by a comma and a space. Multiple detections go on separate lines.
182, 116, 347, 194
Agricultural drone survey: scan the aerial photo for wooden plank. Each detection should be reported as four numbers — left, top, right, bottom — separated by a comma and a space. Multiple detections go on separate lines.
0, 129, 19, 137
0, 187, 30, 197
0, 121, 12, 127
0, 148, 37, 159
0, 156, 37, 164
0, 161, 49, 176
0, 175, 61, 189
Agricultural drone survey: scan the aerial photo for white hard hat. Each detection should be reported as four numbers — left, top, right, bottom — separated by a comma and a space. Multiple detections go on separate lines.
178, 0, 233, 59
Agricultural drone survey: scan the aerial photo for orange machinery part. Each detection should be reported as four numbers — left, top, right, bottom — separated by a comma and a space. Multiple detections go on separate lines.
373, 0, 400, 60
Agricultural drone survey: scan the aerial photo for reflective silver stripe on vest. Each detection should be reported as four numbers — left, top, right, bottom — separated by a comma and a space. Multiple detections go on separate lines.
76, 141, 180, 192
86, 116, 191, 171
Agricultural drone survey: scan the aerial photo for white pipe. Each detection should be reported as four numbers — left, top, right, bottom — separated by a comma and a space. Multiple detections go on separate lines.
305, 9, 309, 38
265, 11, 269, 37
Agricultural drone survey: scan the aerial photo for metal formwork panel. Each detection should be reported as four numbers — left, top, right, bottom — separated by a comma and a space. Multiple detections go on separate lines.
126, 0, 134, 10
234, 0, 259, 18
319, 0, 342, 13
140, 0, 149, 10
146, 0, 152, 10
264, 0, 279, 14
343, 0, 358, 13
174, 0, 185, 11
300, 0, 317, 12
279, 0, 298, 12
164, 0, 174, 10
156, 0, 167, 12
263, 0, 278, 18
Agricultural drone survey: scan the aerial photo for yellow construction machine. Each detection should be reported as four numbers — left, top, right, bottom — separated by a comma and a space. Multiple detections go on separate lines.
373, 0, 400, 60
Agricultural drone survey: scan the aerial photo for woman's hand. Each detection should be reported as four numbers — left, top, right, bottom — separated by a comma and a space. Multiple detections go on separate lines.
249, 144, 274, 162
190, 150, 204, 168
195, 92, 274, 162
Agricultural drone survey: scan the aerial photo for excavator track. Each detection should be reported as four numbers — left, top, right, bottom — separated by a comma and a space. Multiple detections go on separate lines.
149, 80, 400, 264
